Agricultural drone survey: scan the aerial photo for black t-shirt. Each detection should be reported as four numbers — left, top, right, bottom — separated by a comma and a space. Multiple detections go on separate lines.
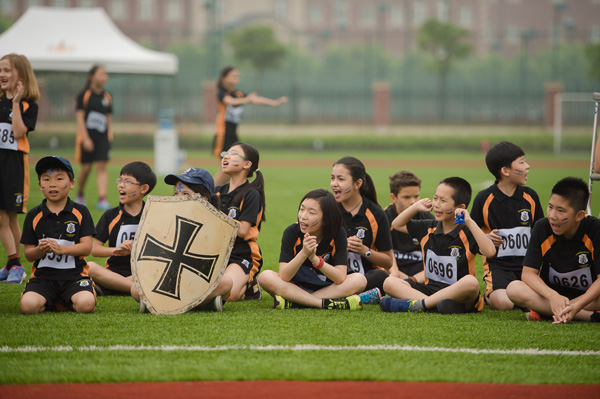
76, 88, 112, 135
0, 94, 38, 153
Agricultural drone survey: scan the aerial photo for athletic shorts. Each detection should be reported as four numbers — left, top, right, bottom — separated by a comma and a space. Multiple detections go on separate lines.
212, 122, 238, 158
292, 280, 331, 294
23, 277, 96, 311
483, 266, 522, 299
408, 279, 483, 312
365, 269, 390, 294
228, 253, 263, 276
397, 261, 425, 278
0, 150, 28, 213
80, 130, 110, 163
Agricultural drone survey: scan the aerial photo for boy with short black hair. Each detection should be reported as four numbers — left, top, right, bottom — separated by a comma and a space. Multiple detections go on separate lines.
506, 177, 600, 323
381, 177, 496, 314
20, 156, 96, 314
88, 162, 156, 296
471, 141, 543, 310
384, 171, 434, 281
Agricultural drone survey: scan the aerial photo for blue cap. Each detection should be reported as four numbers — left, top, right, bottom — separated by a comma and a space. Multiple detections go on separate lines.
164, 168, 215, 196
35, 156, 74, 178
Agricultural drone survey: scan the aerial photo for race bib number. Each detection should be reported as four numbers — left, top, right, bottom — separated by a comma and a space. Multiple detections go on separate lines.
425, 249, 457, 285
497, 227, 530, 257
394, 249, 422, 262
37, 239, 76, 269
86, 110, 108, 132
0, 122, 17, 151
116, 224, 138, 247
347, 252, 365, 275
549, 266, 593, 292
225, 104, 244, 124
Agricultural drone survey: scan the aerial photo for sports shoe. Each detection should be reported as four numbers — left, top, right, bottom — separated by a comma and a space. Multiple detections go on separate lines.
207, 296, 224, 312
526, 309, 550, 321
76, 194, 86, 205
358, 287, 381, 305
244, 275, 262, 300
324, 295, 363, 310
380, 297, 423, 313
273, 295, 293, 309
97, 199, 111, 211
0, 266, 9, 281
436, 299, 469, 314
6, 265, 26, 284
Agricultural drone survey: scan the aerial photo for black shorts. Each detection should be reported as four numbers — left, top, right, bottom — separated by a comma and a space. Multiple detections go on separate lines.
0, 150, 28, 213
484, 266, 522, 299
407, 279, 449, 296
365, 269, 390, 294
212, 122, 238, 157
80, 130, 110, 163
397, 260, 425, 277
228, 252, 262, 276
23, 277, 95, 311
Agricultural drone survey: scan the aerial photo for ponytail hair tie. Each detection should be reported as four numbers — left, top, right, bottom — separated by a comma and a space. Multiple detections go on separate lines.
255, 168, 260, 172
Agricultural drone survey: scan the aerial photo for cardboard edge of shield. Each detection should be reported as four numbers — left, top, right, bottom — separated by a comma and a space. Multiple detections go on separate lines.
131, 194, 239, 315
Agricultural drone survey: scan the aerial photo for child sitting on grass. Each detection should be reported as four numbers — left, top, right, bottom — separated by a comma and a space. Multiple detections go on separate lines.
381, 177, 496, 314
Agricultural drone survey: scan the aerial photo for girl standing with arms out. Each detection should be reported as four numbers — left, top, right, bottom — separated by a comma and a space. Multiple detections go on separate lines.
217, 142, 265, 301
0, 54, 39, 284
330, 157, 394, 303
259, 189, 366, 310
212, 66, 287, 185
74, 65, 113, 211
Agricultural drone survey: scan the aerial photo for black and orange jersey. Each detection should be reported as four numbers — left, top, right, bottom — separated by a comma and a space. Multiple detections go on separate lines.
471, 184, 543, 271
279, 224, 348, 288
75, 88, 112, 135
407, 219, 481, 286
339, 197, 393, 275
523, 216, 600, 299
384, 203, 434, 275
94, 203, 143, 277
217, 182, 263, 273
213, 85, 245, 157
21, 197, 95, 280
0, 94, 38, 154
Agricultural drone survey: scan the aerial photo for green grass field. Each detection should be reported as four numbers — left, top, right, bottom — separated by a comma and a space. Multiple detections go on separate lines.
1, 147, 599, 385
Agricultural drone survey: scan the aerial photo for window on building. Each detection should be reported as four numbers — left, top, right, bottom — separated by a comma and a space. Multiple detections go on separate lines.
275, 0, 287, 21
138, 0, 156, 21
361, 4, 375, 27
167, 0, 182, 21
459, 6, 472, 28
1, 0, 14, 14
437, 0, 448, 22
505, 25, 519, 44
591, 26, 600, 42
335, 0, 349, 29
110, 0, 127, 20
389, 4, 403, 27
53, 0, 68, 7
413, 1, 427, 27
308, 3, 322, 25
78, 0, 94, 7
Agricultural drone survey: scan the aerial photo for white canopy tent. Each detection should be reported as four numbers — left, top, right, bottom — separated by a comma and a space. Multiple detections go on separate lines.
0, 6, 178, 75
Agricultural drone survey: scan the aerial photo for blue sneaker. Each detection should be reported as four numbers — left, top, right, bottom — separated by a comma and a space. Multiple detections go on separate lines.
6, 265, 26, 284
380, 297, 423, 313
0, 266, 9, 281
97, 199, 111, 211
358, 287, 381, 305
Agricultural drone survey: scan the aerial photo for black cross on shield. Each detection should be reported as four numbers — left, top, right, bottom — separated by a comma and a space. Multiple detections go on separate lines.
137, 215, 219, 300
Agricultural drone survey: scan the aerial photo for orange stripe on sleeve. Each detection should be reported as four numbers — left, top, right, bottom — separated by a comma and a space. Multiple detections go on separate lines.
32, 211, 43, 231
540, 236, 556, 257
582, 234, 594, 261
481, 193, 494, 234
523, 192, 536, 220
72, 208, 83, 224
107, 210, 123, 237
459, 230, 477, 277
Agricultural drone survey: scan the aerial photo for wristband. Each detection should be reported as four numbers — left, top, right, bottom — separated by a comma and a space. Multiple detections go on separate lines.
313, 256, 324, 269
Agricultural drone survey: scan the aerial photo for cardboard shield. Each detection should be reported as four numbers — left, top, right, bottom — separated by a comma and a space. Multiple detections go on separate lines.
131, 195, 238, 315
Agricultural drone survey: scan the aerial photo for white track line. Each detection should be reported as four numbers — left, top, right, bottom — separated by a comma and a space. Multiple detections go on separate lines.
1, 345, 599, 356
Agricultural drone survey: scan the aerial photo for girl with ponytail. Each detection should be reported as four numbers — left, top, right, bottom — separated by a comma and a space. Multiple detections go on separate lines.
216, 142, 266, 301
330, 156, 394, 304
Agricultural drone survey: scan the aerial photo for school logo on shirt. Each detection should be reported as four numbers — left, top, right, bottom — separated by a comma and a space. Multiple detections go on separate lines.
356, 228, 366, 239
66, 222, 76, 234
228, 208, 237, 218
449, 246, 461, 259
412, 238, 419, 245
79, 279, 90, 287
323, 253, 331, 262
519, 209, 530, 223
578, 253, 589, 265
102, 97, 110, 107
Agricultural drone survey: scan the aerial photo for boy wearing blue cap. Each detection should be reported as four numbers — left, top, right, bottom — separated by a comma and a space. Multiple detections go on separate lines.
20, 156, 96, 314
88, 162, 156, 296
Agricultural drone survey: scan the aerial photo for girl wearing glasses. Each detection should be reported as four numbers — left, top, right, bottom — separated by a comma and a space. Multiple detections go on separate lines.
217, 142, 266, 302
